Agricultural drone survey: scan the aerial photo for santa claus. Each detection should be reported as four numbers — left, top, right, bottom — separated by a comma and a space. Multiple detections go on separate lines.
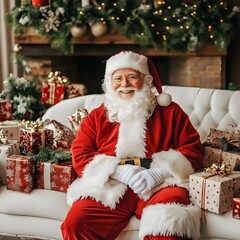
62, 51, 204, 240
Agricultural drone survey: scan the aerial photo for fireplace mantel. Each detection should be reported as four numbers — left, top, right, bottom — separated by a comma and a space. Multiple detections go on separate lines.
14, 30, 227, 57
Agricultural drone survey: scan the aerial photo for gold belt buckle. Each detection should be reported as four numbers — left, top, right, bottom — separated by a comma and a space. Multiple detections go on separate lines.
120, 157, 141, 166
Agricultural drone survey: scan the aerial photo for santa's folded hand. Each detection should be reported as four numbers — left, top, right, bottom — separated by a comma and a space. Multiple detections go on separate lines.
129, 168, 171, 195
111, 165, 145, 185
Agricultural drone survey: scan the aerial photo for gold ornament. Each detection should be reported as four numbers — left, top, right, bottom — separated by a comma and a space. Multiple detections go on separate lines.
71, 25, 87, 38
91, 21, 107, 37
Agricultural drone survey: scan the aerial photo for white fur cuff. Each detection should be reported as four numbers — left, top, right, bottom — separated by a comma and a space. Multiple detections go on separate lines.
151, 149, 194, 183
139, 203, 201, 240
67, 154, 127, 209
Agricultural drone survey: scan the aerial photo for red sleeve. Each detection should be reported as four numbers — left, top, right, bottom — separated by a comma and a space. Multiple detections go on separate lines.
172, 105, 203, 171
71, 108, 99, 177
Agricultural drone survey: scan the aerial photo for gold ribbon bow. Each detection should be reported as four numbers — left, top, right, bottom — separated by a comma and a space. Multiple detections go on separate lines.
25, 121, 43, 132
205, 163, 232, 177
48, 71, 69, 85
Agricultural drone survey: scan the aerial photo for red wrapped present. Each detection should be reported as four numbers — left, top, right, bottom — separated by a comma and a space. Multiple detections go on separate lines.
20, 121, 53, 154
0, 100, 12, 121
233, 197, 240, 220
68, 108, 88, 132
0, 140, 20, 184
6, 155, 35, 193
44, 120, 75, 151
35, 161, 77, 192
41, 71, 68, 105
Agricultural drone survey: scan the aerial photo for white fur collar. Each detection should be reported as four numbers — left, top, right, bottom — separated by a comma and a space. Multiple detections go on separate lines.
116, 118, 147, 158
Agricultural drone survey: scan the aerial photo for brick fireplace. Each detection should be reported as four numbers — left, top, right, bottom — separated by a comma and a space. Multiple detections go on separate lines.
15, 31, 226, 94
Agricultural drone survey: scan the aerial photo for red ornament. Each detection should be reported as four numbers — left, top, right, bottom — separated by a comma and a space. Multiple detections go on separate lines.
32, 0, 49, 7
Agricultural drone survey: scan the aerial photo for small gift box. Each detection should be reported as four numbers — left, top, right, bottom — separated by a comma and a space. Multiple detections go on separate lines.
44, 120, 75, 151
41, 71, 68, 105
66, 83, 87, 99
205, 128, 240, 149
0, 120, 24, 140
0, 100, 12, 121
0, 140, 20, 184
68, 108, 88, 132
6, 155, 35, 193
189, 169, 240, 214
233, 197, 240, 220
35, 161, 77, 192
203, 146, 240, 171
20, 120, 53, 154
189, 164, 240, 214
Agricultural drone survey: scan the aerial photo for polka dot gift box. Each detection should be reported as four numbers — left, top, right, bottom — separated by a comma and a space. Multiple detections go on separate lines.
189, 171, 240, 214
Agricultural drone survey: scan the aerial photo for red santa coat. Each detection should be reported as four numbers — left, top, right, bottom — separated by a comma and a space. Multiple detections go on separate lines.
67, 102, 203, 209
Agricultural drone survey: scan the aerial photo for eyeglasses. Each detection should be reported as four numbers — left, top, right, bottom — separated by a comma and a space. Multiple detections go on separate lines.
112, 74, 141, 85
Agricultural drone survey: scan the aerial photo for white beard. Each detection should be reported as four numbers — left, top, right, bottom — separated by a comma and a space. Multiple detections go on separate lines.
104, 83, 156, 123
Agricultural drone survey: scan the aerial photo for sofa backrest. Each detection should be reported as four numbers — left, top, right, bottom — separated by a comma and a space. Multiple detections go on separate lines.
42, 86, 240, 142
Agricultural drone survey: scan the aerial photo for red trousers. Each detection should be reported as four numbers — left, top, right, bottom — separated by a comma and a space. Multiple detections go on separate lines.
61, 186, 190, 240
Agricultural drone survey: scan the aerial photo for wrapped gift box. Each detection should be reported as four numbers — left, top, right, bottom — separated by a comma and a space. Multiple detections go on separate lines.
44, 120, 75, 151
0, 140, 20, 184
205, 128, 240, 148
0, 120, 24, 140
203, 146, 240, 170
189, 171, 240, 214
20, 127, 53, 154
41, 71, 68, 105
233, 197, 240, 220
0, 100, 12, 121
6, 155, 35, 193
41, 81, 65, 105
68, 108, 88, 132
66, 83, 87, 99
35, 161, 77, 192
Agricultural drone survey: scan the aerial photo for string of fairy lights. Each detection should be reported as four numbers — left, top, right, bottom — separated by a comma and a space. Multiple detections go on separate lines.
5, 0, 239, 54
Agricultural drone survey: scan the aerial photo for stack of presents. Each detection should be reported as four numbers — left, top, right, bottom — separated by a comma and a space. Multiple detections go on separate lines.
189, 128, 240, 220
0, 71, 88, 194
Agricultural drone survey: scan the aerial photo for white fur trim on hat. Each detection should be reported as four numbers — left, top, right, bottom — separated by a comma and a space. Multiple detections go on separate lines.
105, 51, 150, 78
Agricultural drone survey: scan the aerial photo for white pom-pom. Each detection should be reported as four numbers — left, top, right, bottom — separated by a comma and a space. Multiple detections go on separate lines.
157, 92, 172, 107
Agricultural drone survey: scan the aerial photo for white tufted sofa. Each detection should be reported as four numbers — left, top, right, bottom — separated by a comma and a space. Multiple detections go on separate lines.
0, 85, 240, 240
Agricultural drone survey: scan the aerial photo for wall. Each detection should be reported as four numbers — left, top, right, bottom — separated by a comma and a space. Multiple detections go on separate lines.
169, 57, 224, 88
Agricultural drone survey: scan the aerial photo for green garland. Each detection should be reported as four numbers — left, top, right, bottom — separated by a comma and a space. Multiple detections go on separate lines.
27, 146, 72, 164
5, 0, 239, 54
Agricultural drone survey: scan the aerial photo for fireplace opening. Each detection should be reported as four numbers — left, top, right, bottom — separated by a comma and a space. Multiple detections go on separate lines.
24, 54, 224, 95
26, 56, 169, 95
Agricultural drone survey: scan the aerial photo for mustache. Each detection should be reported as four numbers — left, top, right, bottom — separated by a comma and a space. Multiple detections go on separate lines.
116, 87, 136, 93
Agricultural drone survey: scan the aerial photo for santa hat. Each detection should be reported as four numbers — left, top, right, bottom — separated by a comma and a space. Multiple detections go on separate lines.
104, 51, 172, 107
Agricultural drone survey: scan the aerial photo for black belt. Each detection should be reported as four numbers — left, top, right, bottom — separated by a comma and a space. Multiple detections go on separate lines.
120, 158, 152, 169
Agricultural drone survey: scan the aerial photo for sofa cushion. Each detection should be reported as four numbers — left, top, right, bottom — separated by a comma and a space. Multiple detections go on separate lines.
0, 186, 69, 221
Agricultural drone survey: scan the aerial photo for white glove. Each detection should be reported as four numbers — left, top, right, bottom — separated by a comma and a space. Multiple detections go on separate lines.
111, 164, 145, 185
129, 168, 171, 195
